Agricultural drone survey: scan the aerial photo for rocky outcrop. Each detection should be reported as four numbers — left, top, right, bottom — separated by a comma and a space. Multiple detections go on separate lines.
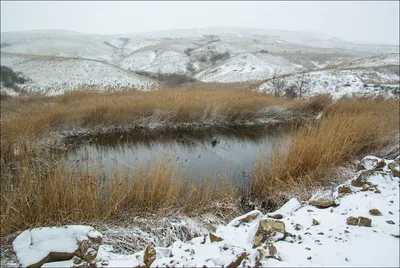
143, 244, 156, 267
351, 170, 374, 187
346, 216, 372, 227
309, 189, 339, 208
209, 232, 223, 243
388, 158, 400, 177
253, 219, 286, 247
12, 225, 102, 268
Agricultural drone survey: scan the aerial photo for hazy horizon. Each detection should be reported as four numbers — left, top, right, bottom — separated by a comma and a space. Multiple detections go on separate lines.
1, 1, 399, 45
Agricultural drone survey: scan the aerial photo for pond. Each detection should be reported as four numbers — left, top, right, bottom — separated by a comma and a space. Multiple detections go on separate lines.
65, 125, 291, 186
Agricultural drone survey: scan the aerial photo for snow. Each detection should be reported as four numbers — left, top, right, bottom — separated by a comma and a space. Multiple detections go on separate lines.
259, 67, 399, 99
0, 53, 157, 95
266, 198, 301, 217
117, 50, 190, 74
342, 53, 400, 69
1, 29, 399, 95
195, 53, 305, 83
11, 156, 399, 267
13, 225, 102, 267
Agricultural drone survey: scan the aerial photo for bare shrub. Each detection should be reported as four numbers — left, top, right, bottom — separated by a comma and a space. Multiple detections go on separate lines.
209, 52, 230, 64
186, 62, 195, 73
1, 66, 26, 89
184, 48, 196, 56
284, 86, 298, 99
199, 55, 208, 63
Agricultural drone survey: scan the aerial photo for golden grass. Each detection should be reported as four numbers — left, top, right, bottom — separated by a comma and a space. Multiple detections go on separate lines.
0, 145, 237, 236
1, 89, 322, 146
3, 89, 396, 237
251, 98, 400, 200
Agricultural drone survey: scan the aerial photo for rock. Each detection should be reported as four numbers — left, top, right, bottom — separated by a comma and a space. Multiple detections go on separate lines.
358, 217, 372, 227
369, 209, 382, 216
337, 185, 353, 196
74, 239, 100, 263
351, 170, 374, 187
268, 214, 283, 219
312, 219, 320, 226
231, 210, 262, 227
12, 226, 102, 268
257, 243, 281, 261
253, 219, 286, 247
309, 189, 338, 208
358, 156, 385, 171
386, 220, 395, 225
374, 160, 386, 170
294, 223, 303, 231
388, 159, 400, 177
143, 244, 156, 268
391, 234, 400, 238
356, 160, 365, 171
360, 185, 370, 191
347, 216, 359, 226
209, 233, 223, 243
227, 252, 247, 268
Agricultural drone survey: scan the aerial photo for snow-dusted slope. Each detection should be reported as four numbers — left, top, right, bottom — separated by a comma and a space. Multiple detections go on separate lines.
259, 53, 400, 99
0, 30, 160, 63
340, 53, 400, 69
0, 53, 156, 95
259, 68, 399, 99
1, 28, 399, 95
117, 50, 190, 74
195, 53, 305, 82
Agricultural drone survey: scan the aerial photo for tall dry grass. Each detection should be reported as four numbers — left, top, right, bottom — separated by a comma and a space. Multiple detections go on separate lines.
0, 144, 237, 236
0, 89, 324, 146
251, 98, 400, 200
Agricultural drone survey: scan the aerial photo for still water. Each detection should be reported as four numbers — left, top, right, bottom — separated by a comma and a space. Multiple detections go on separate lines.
65, 125, 290, 186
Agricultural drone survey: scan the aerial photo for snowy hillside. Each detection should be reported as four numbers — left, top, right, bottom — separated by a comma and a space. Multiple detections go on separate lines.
0, 53, 156, 95
259, 53, 400, 99
195, 53, 305, 83
1, 28, 399, 96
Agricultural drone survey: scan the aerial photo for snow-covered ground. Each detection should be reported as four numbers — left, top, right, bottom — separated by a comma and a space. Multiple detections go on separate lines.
195, 53, 305, 83
258, 53, 399, 99
1, 28, 399, 96
5, 156, 399, 267
117, 50, 190, 74
259, 67, 399, 99
0, 53, 156, 95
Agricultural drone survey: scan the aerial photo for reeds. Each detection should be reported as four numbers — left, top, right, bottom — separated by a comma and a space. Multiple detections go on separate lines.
251, 98, 399, 200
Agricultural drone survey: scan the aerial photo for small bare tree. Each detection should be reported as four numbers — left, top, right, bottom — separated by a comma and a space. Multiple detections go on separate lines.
270, 69, 286, 96
297, 73, 311, 98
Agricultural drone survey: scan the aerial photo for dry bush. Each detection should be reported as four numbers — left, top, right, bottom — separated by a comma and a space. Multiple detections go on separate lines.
251, 98, 399, 201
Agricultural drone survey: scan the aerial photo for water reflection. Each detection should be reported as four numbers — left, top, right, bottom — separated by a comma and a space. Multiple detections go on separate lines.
65, 125, 290, 186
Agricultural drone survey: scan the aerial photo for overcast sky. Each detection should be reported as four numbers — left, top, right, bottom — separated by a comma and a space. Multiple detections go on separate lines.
1, 1, 399, 45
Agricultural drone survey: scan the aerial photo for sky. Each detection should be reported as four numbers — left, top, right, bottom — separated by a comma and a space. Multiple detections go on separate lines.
1, 1, 399, 45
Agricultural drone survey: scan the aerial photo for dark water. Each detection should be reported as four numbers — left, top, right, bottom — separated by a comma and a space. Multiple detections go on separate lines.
65, 125, 290, 185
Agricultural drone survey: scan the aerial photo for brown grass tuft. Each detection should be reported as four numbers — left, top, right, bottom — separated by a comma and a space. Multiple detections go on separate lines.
0, 146, 237, 236
251, 98, 399, 200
